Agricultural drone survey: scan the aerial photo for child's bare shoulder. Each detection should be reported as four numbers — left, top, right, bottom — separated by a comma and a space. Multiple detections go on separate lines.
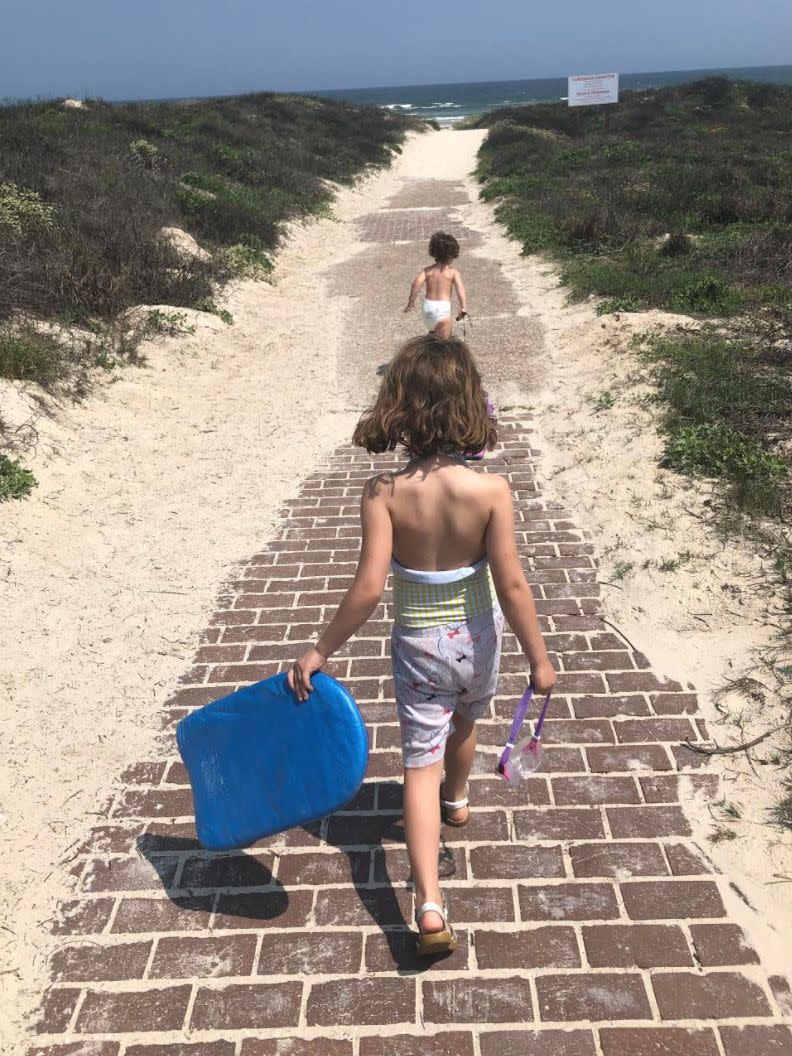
362, 471, 395, 501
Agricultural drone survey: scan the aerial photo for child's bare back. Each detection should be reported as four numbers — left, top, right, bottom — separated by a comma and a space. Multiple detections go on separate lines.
404, 231, 468, 339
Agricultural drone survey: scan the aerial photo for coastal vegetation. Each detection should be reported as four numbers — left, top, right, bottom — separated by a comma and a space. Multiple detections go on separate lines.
474, 78, 791, 525
475, 78, 792, 826
0, 91, 415, 495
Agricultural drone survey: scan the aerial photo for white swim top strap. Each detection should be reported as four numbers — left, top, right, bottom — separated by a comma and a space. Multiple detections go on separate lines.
390, 556, 488, 584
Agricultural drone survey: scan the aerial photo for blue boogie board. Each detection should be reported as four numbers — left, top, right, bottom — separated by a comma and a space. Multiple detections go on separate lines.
176, 672, 368, 851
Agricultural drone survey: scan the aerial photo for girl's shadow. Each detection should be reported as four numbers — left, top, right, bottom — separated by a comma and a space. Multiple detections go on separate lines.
322, 779, 462, 972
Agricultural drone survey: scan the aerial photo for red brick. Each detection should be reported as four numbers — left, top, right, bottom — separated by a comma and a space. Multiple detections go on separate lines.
307, 977, 415, 1025
564, 651, 633, 671
769, 975, 792, 1015
423, 976, 533, 1024
213, 890, 313, 929
719, 1025, 792, 1056
326, 812, 407, 846
360, 1034, 474, 1056
365, 929, 470, 972
112, 788, 194, 819
519, 882, 619, 921
569, 842, 668, 878
466, 774, 551, 806
664, 842, 712, 875
190, 982, 303, 1029
607, 673, 682, 693
81, 857, 179, 892
32, 989, 80, 1034
177, 852, 274, 889
50, 899, 115, 936
553, 776, 640, 805
276, 850, 369, 886
314, 886, 413, 927
671, 744, 715, 770
479, 1031, 596, 1056
112, 896, 213, 933
514, 808, 605, 841
373, 845, 466, 883
120, 762, 167, 785
536, 973, 651, 1021
607, 806, 691, 838
243, 1041, 352, 1056
27, 1046, 120, 1056
652, 971, 773, 1018
475, 927, 580, 969
573, 695, 651, 718
78, 823, 144, 855
447, 887, 516, 923
614, 718, 697, 743
50, 941, 151, 982
76, 986, 191, 1033
689, 924, 759, 966
587, 744, 672, 772
599, 1028, 720, 1056
469, 844, 564, 880
650, 692, 700, 714
583, 924, 692, 967
258, 931, 362, 975
621, 880, 725, 920
150, 934, 258, 978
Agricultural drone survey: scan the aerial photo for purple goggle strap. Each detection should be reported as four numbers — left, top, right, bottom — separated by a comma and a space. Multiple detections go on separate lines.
497, 686, 552, 773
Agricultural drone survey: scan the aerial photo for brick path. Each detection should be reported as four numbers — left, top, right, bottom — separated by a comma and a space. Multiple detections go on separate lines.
30, 420, 792, 1056
28, 140, 792, 1055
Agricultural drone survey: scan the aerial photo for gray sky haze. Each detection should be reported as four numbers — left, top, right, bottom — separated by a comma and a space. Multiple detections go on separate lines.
2, 0, 791, 101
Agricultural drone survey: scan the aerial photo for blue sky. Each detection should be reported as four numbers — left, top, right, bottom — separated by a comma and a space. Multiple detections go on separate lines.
2, 0, 791, 101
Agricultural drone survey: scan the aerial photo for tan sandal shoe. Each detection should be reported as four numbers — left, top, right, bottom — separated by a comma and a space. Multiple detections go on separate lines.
440, 781, 470, 827
415, 901, 458, 957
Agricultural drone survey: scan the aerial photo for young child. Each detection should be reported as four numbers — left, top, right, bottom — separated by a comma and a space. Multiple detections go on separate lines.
404, 231, 469, 339
288, 335, 555, 956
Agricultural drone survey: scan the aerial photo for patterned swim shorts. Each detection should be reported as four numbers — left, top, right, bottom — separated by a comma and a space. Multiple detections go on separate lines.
391, 607, 504, 768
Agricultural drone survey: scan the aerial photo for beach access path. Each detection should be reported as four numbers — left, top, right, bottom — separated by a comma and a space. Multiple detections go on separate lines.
21, 132, 792, 1055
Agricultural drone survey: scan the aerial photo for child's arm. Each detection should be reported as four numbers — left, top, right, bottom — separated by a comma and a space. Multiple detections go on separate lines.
288, 478, 393, 700
453, 269, 469, 319
404, 270, 426, 312
485, 477, 556, 693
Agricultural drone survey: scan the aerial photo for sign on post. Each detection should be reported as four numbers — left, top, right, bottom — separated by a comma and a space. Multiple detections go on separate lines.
568, 72, 619, 107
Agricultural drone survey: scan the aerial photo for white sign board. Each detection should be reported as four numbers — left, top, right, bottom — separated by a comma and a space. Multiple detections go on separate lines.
568, 72, 619, 107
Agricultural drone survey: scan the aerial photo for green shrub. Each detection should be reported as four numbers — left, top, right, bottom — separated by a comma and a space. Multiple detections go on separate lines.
0, 181, 56, 235
0, 455, 37, 501
129, 138, 159, 168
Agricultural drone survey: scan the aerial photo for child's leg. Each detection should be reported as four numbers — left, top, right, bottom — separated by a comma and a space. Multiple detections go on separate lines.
441, 714, 476, 824
434, 316, 453, 340
403, 758, 445, 933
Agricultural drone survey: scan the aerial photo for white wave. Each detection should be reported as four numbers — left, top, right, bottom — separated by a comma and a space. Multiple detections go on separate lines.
381, 103, 413, 110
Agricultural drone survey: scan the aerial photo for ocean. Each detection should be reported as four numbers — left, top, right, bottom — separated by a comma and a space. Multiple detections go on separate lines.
312, 65, 792, 125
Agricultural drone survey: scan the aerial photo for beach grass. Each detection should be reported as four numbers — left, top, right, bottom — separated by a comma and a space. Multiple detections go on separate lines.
0, 92, 415, 388
474, 77, 792, 525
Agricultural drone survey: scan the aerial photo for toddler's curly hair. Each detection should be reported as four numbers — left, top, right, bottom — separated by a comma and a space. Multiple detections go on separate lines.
353, 335, 496, 458
428, 231, 460, 264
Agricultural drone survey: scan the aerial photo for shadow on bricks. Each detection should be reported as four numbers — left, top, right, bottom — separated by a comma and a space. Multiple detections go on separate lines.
137, 833, 290, 922
323, 779, 461, 972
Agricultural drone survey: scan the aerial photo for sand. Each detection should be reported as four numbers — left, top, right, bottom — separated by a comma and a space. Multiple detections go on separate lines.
2, 126, 790, 1049
0, 145, 419, 1046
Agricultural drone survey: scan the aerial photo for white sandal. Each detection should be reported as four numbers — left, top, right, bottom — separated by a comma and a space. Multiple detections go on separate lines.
415, 901, 458, 956
440, 781, 470, 827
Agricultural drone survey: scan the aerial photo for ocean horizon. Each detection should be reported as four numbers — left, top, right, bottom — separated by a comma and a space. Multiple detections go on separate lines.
311, 64, 792, 125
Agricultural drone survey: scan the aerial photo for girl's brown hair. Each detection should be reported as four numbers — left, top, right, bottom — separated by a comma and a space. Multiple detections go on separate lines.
353, 336, 497, 458
428, 231, 460, 263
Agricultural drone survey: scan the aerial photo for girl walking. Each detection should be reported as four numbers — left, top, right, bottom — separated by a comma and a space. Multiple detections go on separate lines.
288, 335, 555, 955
